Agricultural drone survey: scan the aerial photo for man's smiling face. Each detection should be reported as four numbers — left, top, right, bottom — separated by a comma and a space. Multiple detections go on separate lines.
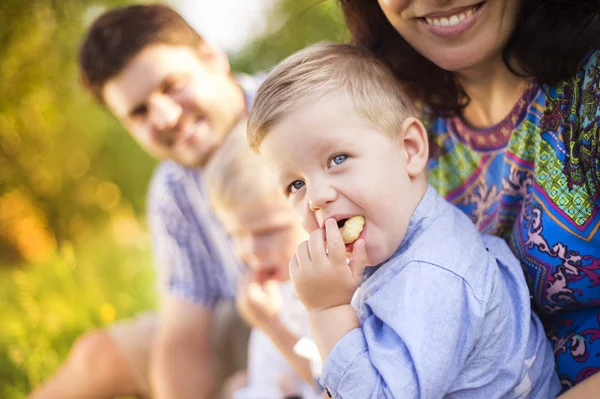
103, 44, 244, 167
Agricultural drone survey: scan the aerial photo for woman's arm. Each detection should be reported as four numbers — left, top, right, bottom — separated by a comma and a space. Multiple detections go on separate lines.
557, 372, 600, 399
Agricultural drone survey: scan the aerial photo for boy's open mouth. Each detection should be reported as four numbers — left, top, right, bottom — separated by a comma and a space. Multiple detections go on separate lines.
256, 266, 280, 284
337, 219, 348, 229
337, 215, 365, 246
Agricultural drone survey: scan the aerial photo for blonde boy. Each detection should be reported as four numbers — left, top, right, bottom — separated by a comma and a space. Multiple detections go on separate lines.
247, 43, 560, 398
206, 124, 322, 399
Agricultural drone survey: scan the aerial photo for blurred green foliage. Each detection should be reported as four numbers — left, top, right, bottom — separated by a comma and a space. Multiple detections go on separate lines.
1, 0, 347, 396
231, 0, 348, 74
0, 226, 156, 398
0, 0, 157, 264
0, 0, 347, 264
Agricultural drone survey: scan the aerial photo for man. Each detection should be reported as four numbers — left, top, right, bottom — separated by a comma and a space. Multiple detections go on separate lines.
29, 4, 260, 398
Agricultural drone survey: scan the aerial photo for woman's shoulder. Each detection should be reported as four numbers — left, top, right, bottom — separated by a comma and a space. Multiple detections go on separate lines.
543, 47, 600, 111
540, 47, 600, 193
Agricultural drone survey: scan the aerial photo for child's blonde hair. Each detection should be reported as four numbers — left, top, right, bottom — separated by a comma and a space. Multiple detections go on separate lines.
248, 42, 414, 151
206, 122, 281, 213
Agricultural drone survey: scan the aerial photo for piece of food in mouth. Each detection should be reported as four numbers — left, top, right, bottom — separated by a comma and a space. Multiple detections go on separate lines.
338, 216, 365, 244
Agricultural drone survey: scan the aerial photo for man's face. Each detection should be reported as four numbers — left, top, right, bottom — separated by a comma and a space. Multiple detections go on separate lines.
103, 44, 245, 167
217, 196, 308, 285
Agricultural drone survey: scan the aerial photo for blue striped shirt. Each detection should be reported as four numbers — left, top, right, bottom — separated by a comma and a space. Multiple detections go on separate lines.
147, 75, 262, 307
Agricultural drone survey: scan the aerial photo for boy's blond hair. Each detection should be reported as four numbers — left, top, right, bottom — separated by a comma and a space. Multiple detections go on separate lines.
248, 42, 414, 151
206, 122, 281, 213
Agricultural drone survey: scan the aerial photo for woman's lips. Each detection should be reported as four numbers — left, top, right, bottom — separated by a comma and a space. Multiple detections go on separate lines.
419, 2, 485, 39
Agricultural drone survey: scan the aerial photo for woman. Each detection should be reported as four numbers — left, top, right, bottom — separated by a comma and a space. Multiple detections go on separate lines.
340, 0, 599, 394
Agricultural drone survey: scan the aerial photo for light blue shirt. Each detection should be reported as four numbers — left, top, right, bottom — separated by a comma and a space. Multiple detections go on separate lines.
321, 186, 561, 398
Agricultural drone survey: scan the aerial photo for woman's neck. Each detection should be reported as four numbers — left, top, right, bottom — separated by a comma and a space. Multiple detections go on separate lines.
456, 55, 530, 129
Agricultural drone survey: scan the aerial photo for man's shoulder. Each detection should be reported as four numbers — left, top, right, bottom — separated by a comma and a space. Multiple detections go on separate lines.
147, 160, 206, 211
150, 160, 198, 187
237, 73, 267, 109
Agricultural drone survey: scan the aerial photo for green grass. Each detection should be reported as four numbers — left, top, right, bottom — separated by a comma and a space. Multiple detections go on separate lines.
0, 227, 156, 398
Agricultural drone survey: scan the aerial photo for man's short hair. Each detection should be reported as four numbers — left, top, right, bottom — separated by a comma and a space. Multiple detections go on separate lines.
247, 42, 414, 152
79, 4, 204, 103
205, 122, 281, 214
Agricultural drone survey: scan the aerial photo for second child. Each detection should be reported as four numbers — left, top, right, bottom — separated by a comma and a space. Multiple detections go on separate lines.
206, 124, 322, 399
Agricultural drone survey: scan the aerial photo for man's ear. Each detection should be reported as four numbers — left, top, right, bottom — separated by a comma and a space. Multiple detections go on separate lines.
399, 117, 429, 178
196, 42, 231, 75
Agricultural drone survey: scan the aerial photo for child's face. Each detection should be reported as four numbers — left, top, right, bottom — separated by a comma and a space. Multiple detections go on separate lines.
259, 95, 423, 266
217, 196, 308, 285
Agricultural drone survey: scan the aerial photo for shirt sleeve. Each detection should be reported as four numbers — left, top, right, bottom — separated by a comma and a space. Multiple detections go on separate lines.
147, 164, 229, 307
320, 261, 484, 398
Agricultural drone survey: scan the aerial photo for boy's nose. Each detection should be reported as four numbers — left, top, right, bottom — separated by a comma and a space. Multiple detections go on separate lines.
148, 93, 182, 131
307, 181, 337, 212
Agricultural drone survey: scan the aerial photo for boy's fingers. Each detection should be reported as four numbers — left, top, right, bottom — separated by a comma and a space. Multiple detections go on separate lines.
308, 228, 327, 265
288, 253, 300, 281
296, 241, 312, 267
247, 281, 265, 303
325, 218, 346, 265
349, 239, 367, 281
264, 280, 283, 308
237, 274, 251, 296
289, 252, 300, 276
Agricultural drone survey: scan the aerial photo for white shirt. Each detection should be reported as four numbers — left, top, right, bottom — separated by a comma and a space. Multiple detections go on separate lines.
234, 281, 322, 399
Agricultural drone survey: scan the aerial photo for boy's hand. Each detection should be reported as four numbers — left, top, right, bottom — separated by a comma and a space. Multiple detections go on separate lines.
236, 274, 282, 329
220, 369, 248, 399
290, 218, 367, 312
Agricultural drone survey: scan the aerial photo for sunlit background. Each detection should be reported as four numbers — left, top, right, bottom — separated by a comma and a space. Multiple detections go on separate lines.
0, 0, 346, 396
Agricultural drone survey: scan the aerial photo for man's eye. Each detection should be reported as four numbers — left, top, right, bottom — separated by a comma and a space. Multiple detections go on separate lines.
130, 105, 148, 120
164, 76, 187, 94
288, 180, 305, 193
329, 154, 347, 168
164, 81, 180, 94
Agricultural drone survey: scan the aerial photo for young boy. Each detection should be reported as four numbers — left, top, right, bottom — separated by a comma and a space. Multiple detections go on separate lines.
205, 123, 322, 399
247, 43, 561, 398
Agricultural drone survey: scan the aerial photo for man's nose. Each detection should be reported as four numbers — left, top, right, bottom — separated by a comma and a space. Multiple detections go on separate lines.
147, 93, 182, 131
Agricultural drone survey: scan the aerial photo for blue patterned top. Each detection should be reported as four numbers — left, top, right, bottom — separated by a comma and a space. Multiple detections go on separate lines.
428, 50, 600, 390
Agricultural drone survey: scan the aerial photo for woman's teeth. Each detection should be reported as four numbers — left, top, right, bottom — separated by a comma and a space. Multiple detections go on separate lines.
425, 6, 476, 27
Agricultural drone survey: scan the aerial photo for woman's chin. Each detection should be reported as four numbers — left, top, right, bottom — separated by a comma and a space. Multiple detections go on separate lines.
428, 51, 487, 73
423, 37, 504, 73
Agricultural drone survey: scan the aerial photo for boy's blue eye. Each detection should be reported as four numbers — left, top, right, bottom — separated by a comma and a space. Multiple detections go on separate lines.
289, 180, 305, 193
329, 154, 347, 168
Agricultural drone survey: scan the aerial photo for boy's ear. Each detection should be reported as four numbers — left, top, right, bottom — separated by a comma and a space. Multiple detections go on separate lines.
196, 42, 231, 75
399, 117, 429, 178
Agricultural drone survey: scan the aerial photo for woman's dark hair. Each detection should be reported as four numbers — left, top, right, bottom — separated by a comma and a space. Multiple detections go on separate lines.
341, 0, 600, 117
